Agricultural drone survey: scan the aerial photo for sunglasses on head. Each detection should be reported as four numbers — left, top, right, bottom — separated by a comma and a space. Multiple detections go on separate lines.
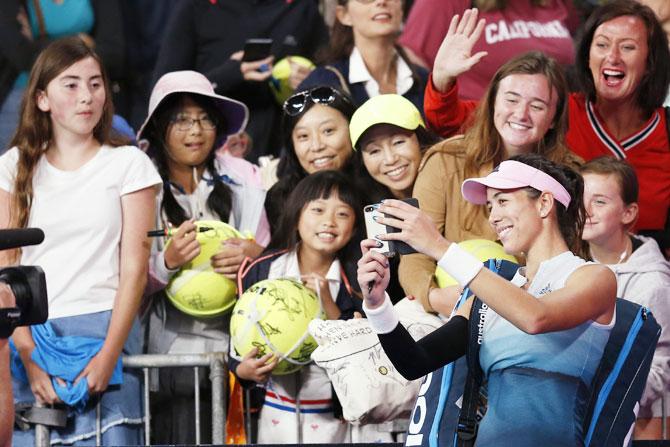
283, 86, 350, 117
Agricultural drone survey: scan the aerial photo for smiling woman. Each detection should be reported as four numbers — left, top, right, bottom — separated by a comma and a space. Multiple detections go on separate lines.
350, 94, 440, 202
264, 85, 356, 233
358, 153, 616, 447
397, 51, 580, 315
424, 1, 670, 248
298, 0, 428, 112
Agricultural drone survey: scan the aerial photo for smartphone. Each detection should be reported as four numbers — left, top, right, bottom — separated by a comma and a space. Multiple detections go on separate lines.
364, 203, 391, 257
386, 198, 420, 256
242, 38, 273, 62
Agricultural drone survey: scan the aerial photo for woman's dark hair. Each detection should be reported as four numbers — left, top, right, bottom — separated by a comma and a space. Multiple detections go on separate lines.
267, 170, 364, 265
353, 124, 442, 203
142, 92, 232, 226
580, 156, 639, 205
575, 0, 670, 116
509, 153, 588, 258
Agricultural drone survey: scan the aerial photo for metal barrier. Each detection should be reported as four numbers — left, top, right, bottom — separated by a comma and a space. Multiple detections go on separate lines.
32, 352, 228, 447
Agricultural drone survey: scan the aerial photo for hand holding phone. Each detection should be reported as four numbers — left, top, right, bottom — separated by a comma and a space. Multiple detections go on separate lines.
386, 198, 420, 256
364, 198, 421, 257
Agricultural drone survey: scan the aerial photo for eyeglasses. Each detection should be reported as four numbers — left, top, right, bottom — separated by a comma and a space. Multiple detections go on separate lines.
283, 86, 350, 117
171, 115, 217, 131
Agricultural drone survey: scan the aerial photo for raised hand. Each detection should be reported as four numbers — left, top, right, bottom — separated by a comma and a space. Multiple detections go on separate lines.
432, 8, 488, 92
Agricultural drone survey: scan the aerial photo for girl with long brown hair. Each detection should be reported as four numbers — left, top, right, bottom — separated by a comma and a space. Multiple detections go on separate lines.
0, 36, 160, 445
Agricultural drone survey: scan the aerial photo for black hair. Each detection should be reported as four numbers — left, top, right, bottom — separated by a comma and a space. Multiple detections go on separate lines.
575, 0, 670, 116
276, 85, 357, 184
267, 86, 357, 231
267, 170, 364, 266
142, 92, 233, 226
508, 153, 588, 258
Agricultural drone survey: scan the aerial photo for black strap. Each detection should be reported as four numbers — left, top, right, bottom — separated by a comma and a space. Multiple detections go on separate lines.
14, 403, 67, 430
455, 260, 498, 446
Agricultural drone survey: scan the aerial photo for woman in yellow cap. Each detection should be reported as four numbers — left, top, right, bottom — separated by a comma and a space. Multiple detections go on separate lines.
350, 94, 440, 203
350, 94, 440, 302
399, 51, 580, 316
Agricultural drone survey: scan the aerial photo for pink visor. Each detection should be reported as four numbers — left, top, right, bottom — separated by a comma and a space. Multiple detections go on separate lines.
461, 160, 571, 208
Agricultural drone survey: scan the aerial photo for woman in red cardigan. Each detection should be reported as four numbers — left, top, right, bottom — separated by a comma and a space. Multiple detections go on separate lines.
424, 2, 670, 241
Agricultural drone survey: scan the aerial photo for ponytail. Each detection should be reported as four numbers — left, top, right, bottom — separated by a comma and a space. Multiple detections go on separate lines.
510, 153, 588, 259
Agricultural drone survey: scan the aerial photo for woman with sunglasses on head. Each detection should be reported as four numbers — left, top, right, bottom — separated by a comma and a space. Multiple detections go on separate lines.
358, 153, 617, 446
580, 157, 670, 440
137, 70, 270, 444
399, 50, 580, 316
297, 0, 428, 112
425, 2, 670, 249
265, 85, 357, 232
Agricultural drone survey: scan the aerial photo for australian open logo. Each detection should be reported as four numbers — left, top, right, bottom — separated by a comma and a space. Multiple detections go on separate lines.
477, 303, 488, 345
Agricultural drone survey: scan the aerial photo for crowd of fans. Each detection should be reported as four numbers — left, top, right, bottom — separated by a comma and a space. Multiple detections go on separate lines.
0, 0, 669, 445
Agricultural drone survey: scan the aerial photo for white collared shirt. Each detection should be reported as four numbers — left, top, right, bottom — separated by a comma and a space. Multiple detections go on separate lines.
268, 248, 343, 304
348, 46, 414, 98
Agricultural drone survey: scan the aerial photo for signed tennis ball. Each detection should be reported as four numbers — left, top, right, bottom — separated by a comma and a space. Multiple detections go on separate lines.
230, 278, 325, 375
165, 220, 241, 317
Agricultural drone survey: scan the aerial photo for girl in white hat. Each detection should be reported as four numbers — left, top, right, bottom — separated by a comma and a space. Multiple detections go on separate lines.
138, 70, 270, 444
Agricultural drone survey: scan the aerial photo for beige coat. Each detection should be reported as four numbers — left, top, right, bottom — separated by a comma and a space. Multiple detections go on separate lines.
399, 137, 497, 312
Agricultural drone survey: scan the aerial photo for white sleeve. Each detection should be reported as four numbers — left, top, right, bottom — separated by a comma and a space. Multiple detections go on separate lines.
640, 285, 670, 411
120, 146, 162, 195
0, 148, 20, 192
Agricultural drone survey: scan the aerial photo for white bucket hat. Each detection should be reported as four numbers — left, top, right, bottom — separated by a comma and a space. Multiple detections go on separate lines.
137, 70, 249, 143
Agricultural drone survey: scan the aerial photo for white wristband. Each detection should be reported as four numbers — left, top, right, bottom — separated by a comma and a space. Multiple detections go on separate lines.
363, 293, 399, 334
437, 243, 483, 288
154, 250, 179, 283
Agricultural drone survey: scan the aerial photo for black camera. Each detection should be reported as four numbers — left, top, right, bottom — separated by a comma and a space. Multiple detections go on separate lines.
0, 228, 48, 339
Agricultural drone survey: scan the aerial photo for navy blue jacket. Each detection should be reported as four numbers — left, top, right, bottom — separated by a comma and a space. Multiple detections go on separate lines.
297, 57, 428, 114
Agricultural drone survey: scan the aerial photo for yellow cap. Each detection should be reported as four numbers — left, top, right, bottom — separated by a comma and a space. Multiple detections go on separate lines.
349, 94, 425, 149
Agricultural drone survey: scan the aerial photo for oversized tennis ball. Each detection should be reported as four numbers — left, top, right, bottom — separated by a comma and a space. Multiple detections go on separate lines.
269, 56, 315, 105
165, 220, 242, 317
230, 278, 325, 375
435, 239, 517, 288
